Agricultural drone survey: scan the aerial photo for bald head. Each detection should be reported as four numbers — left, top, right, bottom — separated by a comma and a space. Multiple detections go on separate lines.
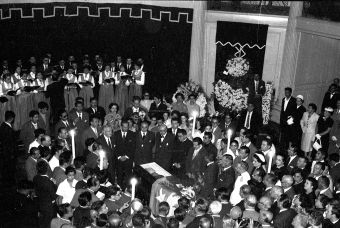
229, 206, 242, 219
209, 201, 222, 215
108, 212, 122, 228
258, 196, 273, 211
281, 175, 294, 189
159, 124, 167, 136
245, 194, 257, 209
270, 186, 284, 200
240, 185, 252, 198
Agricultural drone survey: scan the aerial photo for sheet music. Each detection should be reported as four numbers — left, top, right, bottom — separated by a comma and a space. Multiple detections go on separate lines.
140, 162, 172, 177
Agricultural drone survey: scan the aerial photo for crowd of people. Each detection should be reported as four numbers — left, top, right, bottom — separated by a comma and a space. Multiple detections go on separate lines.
1, 55, 340, 228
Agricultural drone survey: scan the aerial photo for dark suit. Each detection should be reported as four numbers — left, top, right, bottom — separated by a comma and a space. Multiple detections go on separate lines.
125, 64, 133, 75
86, 106, 106, 122
185, 146, 207, 174
212, 126, 222, 145
86, 151, 99, 170
68, 110, 89, 157
25, 156, 37, 181
203, 142, 218, 156
280, 96, 297, 150
292, 105, 306, 146
330, 163, 340, 184
322, 91, 340, 111
248, 79, 266, 113
46, 78, 68, 123
154, 133, 175, 171
38, 113, 50, 135
54, 120, 74, 138
33, 175, 57, 228
149, 102, 168, 118
113, 130, 136, 188
20, 121, 38, 151
172, 138, 193, 176
200, 162, 218, 199
286, 155, 299, 173
123, 106, 147, 119
219, 121, 237, 138
238, 110, 262, 135
52, 166, 66, 186
0, 122, 16, 179
284, 187, 296, 201
273, 208, 297, 228
97, 135, 116, 183
216, 166, 235, 194
81, 126, 99, 156
134, 131, 155, 165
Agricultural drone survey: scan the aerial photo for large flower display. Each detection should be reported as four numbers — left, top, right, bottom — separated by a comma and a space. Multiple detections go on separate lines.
172, 80, 207, 117
262, 82, 274, 124
223, 57, 250, 77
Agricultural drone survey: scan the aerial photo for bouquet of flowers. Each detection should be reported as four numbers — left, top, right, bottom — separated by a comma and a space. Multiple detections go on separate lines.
223, 57, 249, 78
214, 80, 248, 113
262, 82, 274, 124
172, 80, 208, 117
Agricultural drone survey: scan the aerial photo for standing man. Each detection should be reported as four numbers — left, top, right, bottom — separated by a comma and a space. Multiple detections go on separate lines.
134, 121, 155, 165
238, 102, 262, 135
185, 137, 207, 179
280, 87, 297, 150
247, 73, 266, 113
172, 129, 193, 176
85, 97, 106, 122
20, 110, 40, 151
81, 115, 100, 157
113, 120, 136, 189
37, 101, 51, 135
154, 125, 175, 171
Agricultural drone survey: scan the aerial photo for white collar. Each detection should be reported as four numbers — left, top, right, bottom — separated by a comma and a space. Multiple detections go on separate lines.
284, 187, 292, 193
207, 161, 214, 166
223, 166, 231, 171
245, 142, 251, 147
320, 187, 329, 194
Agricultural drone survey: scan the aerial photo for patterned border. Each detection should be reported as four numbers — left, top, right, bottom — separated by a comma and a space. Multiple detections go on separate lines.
0, 4, 193, 23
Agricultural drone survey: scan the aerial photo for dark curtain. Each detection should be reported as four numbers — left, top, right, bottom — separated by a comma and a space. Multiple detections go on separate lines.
0, 3, 193, 94
215, 21, 268, 78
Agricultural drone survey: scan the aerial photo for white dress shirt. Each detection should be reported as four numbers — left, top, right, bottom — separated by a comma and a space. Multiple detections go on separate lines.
230, 171, 251, 205
284, 97, 291, 111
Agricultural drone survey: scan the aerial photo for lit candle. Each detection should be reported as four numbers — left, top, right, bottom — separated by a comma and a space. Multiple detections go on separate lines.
227, 129, 232, 153
69, 129, 76, 162
130, 177, 138, 201
192, 111, 198, 138
267, 151, 273, 173
98, 150, 105, 170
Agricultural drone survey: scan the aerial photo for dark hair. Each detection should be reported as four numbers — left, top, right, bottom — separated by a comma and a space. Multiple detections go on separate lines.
132, 214, 145, 228
308, 103, 317, 112
159, 201, 170, 215
83, 167, 94, 179
177, 129, 187, 136
240, 146, 250, 155
171, 118, 179, 123
193, 137, 203, 145
167, 218, 179, 228
29, 110, 39, 118
195, 198, 209, 214
97, 213, 108, 227
279, 194, 291, 209
39, 146, 50, 159
65, 166, 76, 175
306, 177, 318, 191
74, 156, 85, 169
90, 97, 97, 102
222, 154, 233, 163
87, 177, 99, 188
265, 173, 278, 185
91, 200, 104, 211
29, 147, 39, 156
285, 87, 292, 93
329, 153, 340, 163
75, 101, 84, 107
109, 103, 119, 112
133, 96, 141, 102
58, 127, 67, 135
178, 197, 190, 210
56, 203, 71, 217
96, 170, 109, 184
328, 199, 340, 219
37, 160, 49, 175
205, 151, 216, 162
319, 176, 330, 188
38, 101, 49, 110
204, 132, 213, 140
138, 206, 151, 220
78, 191, 92, 206
262, 138, 272, 147
34, 128, 46, 138
318, 194, 330, 209
255, 167, 266, 179
315, 162, 326, 171
85, 137, 96, 147
59, 151, 72, 166
89, 114, 99, 123
175, 92, 184, 100
174, 207, 186, 222
4, 110, 15, 121
243, 130, 253, 141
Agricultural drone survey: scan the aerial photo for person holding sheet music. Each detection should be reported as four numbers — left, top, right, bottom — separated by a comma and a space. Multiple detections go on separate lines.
98, 65, 115, 113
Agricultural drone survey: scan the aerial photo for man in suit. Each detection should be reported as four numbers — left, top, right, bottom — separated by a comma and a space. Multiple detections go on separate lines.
216, 154, 235, 194
167, 118, 180, 138
116, 56, 124, 71
318, 176, 334, 199
242, 194, 260, 221
273, 194, 297, 228
329, 153, 340, 184
38, 57, 52, 77
280, 87, 297, 150
200, 152, 218, 200
240, 130, 257, 157
155, 124, 175, 171
54, 109, 74, 137
125, 58, 133, 75
85, 97, 106, 122
56, 127, 71, 151
247, 74, 266, 113
219, 113, 237, 138
33, 160, 57, 228
25, 147, 40, 181
202, 132, 218, 157
149, 93, 168, 119
113, 120, 136, 189
185, 137, 207, 178
56, 59, 66, 74
281, 175, 296, 201
37, 101, 51, 135
124, 96, 148, 119
238, 102, 262, 135
0, 111, 16, 181
211, 117, 222, 145
81, 115, 99, 157
234, 146, 254, 174
292, 95, 306, 146
69, 101, 90, 157
97, 125, 116, 183
52, 150, 72, 186
134, 121, 155, 165
286, 145, 299, 173
172, 129, 193, 176
46, 74, 68, 123
322, 83, 340, 111
20, 110, 40, 151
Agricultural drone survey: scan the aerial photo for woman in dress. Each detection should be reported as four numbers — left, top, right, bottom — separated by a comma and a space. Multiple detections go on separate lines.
304, 177, 318, 203
300, 103, 319, 158
63, 68, 79, 112
328, 100, 340, 155
131, 63, 145, 98
179, 112, 189, 133
315, 107, 334, 157
78, 66, 94, 108
251, 152, 266, 176
271, 154, 288, 181
2, 73, 14, 95
115, 65, 129, 115
104, 103, 122, 132
98, 65, 115, 113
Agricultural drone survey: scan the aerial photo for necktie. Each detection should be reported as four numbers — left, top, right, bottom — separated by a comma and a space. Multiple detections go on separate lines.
161, 136, 164, 142
255, 81, 258, 94
93, 108, 96, 114
142, 133, 145, 139
123, 133, 126, 139
108, 138, 112, 148
245, 112, 251, 129
173, 129, 176, 135
65, 121, 69, 127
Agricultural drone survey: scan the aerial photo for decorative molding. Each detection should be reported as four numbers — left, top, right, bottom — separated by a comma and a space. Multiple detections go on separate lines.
296, 16, 340, 39
0, 4, 193, 23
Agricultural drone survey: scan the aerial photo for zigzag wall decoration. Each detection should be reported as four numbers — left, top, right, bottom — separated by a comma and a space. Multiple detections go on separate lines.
0, 5, 192, 23
216, 41, 266, 58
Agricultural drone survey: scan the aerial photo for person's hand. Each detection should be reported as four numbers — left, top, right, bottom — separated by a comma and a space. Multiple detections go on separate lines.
119, 156, 127, 161
332, 136, 338, 141
122, 202, 130, 210
315, 134, 321, 140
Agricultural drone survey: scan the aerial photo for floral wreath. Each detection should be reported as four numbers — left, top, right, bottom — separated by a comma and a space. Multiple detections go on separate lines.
223, 57, 250, 78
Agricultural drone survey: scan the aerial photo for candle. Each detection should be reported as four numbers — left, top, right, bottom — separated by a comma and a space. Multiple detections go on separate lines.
267, 151, 273, 173
98, 150, 105, 170
227, 129, 232, 154
130, 177, 138, 201
69, 129, 76, 162
192, 111, 198, 138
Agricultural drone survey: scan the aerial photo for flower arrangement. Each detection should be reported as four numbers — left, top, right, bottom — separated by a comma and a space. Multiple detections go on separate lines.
262, 82, 274, 124
223, 57, 250, 78
172, 80, 207, 117
214, 80, 248, 112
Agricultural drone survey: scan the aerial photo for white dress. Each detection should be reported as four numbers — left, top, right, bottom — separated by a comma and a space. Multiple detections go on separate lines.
300, 112, 319, 152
